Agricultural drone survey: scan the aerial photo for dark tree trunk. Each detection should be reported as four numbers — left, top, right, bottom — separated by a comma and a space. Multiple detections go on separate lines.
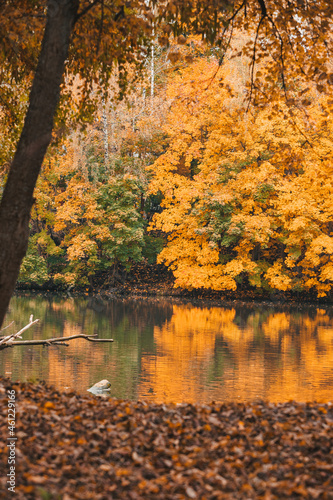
0, 0, 79, 326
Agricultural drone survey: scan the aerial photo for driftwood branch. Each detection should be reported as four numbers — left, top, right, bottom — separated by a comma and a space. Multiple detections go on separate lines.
0, 320, 14, 333
0, 317, 113, 349
0, 315, 39, 346
7, 334, 114, 346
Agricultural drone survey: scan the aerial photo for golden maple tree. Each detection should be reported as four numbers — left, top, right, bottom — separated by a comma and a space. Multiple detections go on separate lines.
149, 49, 333, 297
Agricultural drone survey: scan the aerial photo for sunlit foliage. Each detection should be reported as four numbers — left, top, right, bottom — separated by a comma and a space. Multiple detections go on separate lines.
149, 53, 333, 297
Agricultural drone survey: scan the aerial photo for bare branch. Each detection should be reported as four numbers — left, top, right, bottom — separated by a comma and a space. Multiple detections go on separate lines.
266, 15, 287, 97
3, 334, 114, 347
247, 13, 267, 110
0, 316, 39, 346
96, 0, 104, 55
227, 0, 247, 25
256, 0, 267, 17
0, 320, 14, 333
75, 0, 101, 23
0, 317, 114, 349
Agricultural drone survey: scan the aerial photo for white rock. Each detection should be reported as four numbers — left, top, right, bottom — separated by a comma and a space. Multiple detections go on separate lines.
87, 379, 111, 394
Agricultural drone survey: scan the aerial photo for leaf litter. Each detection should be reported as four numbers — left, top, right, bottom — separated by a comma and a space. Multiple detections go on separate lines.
0, 377, 332, 499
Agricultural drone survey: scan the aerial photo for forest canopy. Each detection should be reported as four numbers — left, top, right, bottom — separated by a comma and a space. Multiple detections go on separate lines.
149, 50, 333, 297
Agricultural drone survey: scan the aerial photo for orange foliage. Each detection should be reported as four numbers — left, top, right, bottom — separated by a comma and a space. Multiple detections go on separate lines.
149, 51, 333, 296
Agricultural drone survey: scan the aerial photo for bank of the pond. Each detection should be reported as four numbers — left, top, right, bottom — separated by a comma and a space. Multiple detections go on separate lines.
15, 261, 333, 306
0, 377, 332, 499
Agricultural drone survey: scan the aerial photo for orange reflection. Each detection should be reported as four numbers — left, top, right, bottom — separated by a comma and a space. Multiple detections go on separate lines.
139, 305, 333, 403
47, 321, 107, 392
2, 298, 333, 404
139, 306, 220, 403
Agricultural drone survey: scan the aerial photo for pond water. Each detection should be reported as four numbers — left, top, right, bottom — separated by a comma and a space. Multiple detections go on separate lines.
1, 295, 332, 404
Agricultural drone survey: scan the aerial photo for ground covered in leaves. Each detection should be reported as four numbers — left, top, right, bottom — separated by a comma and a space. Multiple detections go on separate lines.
0, 378, 332, 499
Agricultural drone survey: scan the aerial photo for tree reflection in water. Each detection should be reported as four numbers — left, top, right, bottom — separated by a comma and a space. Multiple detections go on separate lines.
2, 296, 333, 403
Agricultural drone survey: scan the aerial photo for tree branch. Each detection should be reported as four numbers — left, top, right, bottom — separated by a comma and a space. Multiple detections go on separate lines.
0, 317, 113, 349
0, 315, 39, 346
256, 0, 267, 17
247, 13, 267, 109
2, 333, 114, 347
75, 0, 101, 23
96, 0, 105, 55
0, 320, 14, 333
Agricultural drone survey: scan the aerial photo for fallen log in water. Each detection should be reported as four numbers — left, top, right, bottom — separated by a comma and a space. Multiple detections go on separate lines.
0, 316, 113, 349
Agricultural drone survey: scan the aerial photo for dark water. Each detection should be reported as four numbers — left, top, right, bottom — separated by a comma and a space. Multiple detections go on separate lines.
1, 295, 332, 403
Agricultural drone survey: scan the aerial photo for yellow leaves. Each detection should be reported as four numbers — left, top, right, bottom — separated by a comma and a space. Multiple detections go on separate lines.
308, 234, 333, 255
146, 47, 333, 297
320, 264, 333, 282
172, 262, 237, 291
285, 256, 297, 269
157, 233, 219, 268
90, 225, 112, 242
265, 263, 292, 291
231, 214, 272, 245
288, 216, 311, 233
302, 235, 333, 271
53, 272, 76, 286
53, 178, 98, 232
67, 234, 97, 262
223, 260, 244, 278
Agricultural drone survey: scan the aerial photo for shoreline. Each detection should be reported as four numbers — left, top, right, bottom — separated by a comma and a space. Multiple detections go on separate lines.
14, 285, 333, 312
15, 262, 333, 307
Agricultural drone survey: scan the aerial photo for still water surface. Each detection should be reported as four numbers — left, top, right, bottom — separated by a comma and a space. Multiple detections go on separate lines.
1, 295, 332, 403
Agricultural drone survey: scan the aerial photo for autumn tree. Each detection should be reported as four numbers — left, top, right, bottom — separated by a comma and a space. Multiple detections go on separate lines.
0, 0, 333, 326
149, 49, 333, 297
15, 66, 170, 288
